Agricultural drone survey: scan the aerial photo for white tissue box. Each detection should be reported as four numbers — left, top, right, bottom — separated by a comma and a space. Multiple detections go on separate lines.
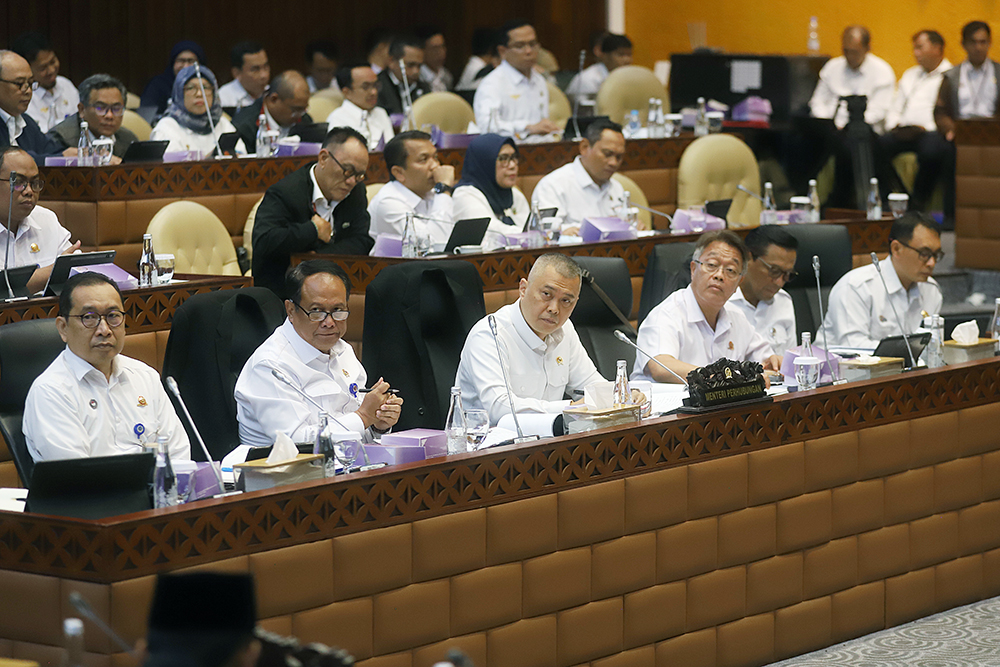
942, 338, 996, 364
233, 453, 324, 492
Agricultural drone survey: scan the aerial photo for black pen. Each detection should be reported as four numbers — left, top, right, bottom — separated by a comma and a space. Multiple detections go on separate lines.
358, 387, 400, 395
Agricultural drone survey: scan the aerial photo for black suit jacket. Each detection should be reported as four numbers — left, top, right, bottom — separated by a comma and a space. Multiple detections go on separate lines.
0, 112, 64, 164
376, 69, 430, 116
252, 163, 374, 297
231, 99, 314, 152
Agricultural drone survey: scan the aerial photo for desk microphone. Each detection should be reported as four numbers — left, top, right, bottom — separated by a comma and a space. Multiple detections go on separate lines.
812, 255, 841, 383
626, 201, 675, 225
487, 314, 539, 444
164, 376, 225, 494
569, 50, 586, 141
870, 251, 918, 369
413, 213, 456, 226
614, 330, 689, 387
3, 172, 27, 303
68, 592, 136, 655
193, 62, 225, 160
736, 184, 768, 207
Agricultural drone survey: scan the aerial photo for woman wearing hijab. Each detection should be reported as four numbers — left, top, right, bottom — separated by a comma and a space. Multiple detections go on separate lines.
453, 133, 530, 249
150, 64, 246, 157
141, 41, 206, 114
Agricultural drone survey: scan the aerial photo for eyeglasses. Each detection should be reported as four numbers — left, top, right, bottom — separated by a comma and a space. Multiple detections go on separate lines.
895, 239, 945, 263
7, 174, 44, 193
90, 103, 125, 117
497, 153, 520, 166
294, 301, 350, 322
183, 83, 213, 96
327, 151, 366, 183
756, 257, 798, 282
0, 78, 38, 92
70, 310, 125, 329
357, 81, 382, 93
508, 40, 540, 51
693, 258, 742, 281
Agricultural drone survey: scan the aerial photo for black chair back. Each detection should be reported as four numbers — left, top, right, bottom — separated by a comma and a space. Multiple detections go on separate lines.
571, 256, 635, 379
782, 224, 853, 337
638, 241, 696, 324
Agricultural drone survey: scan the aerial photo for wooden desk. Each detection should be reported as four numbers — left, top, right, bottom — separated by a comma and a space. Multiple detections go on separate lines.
954, 120, 1000, 270
3, 360, 998, 667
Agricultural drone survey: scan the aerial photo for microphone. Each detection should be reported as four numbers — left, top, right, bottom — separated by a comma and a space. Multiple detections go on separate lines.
398, 59, 416, 130
626, 200, 675, 224
487, 314, 539, 444
870, 252, 918, 369
811, 256, 842, 383
413, 213, 456, 226
68, 592, 136, 655
569, 49, 586, 141
164, 376, 225, 494
614, 330, 689, 387
192, 62, 225, 160
3, 172, 27, 303
736, 184, 768, 206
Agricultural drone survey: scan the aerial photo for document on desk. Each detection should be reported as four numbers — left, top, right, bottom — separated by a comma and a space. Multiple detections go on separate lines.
0, 487, 28, 512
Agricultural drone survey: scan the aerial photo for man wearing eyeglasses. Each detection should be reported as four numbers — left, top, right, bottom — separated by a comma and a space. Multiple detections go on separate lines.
728, 226, 799, 356
632, 230, 783, 384
252, 126, 374, 297
822, 212, 942, 349
326, 63, 395, 152
24, 272, 191, 462
47, 74, 138, 164
231, 70, 313, 153
235, 260, 402, 448
0, 50, 69, 164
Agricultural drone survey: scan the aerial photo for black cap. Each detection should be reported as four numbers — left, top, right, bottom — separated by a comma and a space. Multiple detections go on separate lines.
148, 573, 257, 633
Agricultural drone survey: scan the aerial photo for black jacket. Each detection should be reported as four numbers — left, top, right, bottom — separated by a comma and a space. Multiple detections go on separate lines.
252, 163, 374, 297
231, 99, 314, 153
376, 69, 430, 116
0, 112, 64, 164
47, 113, 139, 158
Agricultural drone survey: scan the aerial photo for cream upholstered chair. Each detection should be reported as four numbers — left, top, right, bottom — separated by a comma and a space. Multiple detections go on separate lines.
307, 88, 344, 124
121, 109, 152, 141
147, 201, 242, 275
537, 48, 560, 74
596, 65, 668, 127
242, 196, 265, 264
548, 83, 572, 130
126, 91, 141, 110
677, 134, 763, 229
411, 92, 475, 134
611, 173, 652, 231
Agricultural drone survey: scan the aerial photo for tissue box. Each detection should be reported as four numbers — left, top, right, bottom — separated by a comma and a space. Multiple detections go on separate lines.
670, 209, 726, 234
274, 142, 321, 157
781, 345, 840, 385
371, 234, 403, 257
70, 263, 138, 290
840, 357, 904, 382
380, 428, 448, 460
942, 338, 996, 364
502, 231, 545, 249
732, 96, 773, 122
234, 453, 324, 492
562, 404, 640, 434
580, 217, 638, 243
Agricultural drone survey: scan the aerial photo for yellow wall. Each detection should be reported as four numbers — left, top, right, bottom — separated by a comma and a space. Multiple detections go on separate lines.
625, 0, 1000, 78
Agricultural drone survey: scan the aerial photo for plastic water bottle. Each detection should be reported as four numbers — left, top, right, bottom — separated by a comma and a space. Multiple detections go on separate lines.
867, 177, 882, 220
525, 203, 545, 248
402, 212, 418, 258
760, 182, 777, 225
923, 315, 945, 368
626, 109, 642, 138
695, 97, 709, 137
255, 113, 273, 157
445, 386, 467, 455
808, 17, 820, 54
808, 179, 821, 222
138, 233, 158, 287
646, 99, 661, 138
153, 435, 179, 508
358, 109, 371, 146
613, 359, 631, 406
78, 121, 93, 166
622, 191, 638, 230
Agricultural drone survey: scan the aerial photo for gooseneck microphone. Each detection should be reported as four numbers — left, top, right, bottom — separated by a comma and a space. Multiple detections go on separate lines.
398, 59, 416, 129
570, 49, 586, 141
812, 255, 841, 383
870, 252, 918, 369
626, 200, 675, 225
3, 172, 26, 303
193, 61, 225, 159
487, 314, 539, 444
736, 184, 768, 206
165, 376, 225, 494
68, 592, 136, 655
614, 330, 689, 387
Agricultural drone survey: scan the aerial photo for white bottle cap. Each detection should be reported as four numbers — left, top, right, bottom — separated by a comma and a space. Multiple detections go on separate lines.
870, 177, 878, 184
64, 618, 84, 636
808, 179, 817, 186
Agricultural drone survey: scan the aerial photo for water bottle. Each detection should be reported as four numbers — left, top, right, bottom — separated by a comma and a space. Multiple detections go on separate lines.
138, 233, 158, 287
525, 203, 545, 248
61, 619, 84, 667
808, 179, 821, 222
646, 99, 661, 138
78, 121, 93, 167
153, 435, 179, 508
801, 331, 813, 358
990, 298, 1000, 352
654, 99, 666, 138
315, 412, 338, 477
445, 386, 467, 455
626, 109, 642, 138
358, 109, 371, 146
867, 177, 882, 220
402, 212, 419, 258
255, 113, 272, 157
760, 182, 777, 225
622, 191, 638, 230
486, 108, 500, 134
695, 97, 709, 137
613, 359, 631, 406
923, 315, 945, 368
808, 16, 820, 54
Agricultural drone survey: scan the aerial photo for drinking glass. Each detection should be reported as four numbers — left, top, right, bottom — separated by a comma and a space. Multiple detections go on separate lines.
155, 254, 175, 283
794, 356, 821, 391
464, 409, 490, 450
888, 193, 909, 218
93, 138, 114, 166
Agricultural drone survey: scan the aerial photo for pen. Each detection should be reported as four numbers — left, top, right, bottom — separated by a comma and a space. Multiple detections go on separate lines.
358, 387, 401, 395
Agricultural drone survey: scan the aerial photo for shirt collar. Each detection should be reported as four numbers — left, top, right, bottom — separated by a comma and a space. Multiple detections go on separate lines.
511, 300, 564, 352
683, 285, 732, 333
883, 255, 907, 295
62, 346, 124, 383
263, 102, 280, 130
927, 59, 953, 76
278, 318, 349, 366
499, 59, 534, 85
309, 163, 345, 210
339, 98, 363, 118
0, 207, 41, 241
384, 179, 430, 207
569, 156, 609, 193
0, 108, 25, 141
229, 79, 251, 101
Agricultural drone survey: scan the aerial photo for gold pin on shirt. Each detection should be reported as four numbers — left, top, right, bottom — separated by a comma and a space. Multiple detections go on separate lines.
556, 356, 564, 365
29, 243, 39, 253
137, 396, 147, 407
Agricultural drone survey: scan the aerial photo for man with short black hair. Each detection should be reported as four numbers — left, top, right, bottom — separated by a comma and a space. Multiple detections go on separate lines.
252, 127, 374, 297
566, 33, 633, 107
305, 40, 339, 93
368, 130, 455, 244
936, 21, 1000, 139
729, 226, 799, 355
416, 26, 454, 92
0, 50, 69, 163
377, 35, 430, 116
11, 32, 79, 133
231, 70, 312, 151
218, 41, 270, 110
48, 74, 138, 162
325, 62, 394, 151
24, 271, 191, 462
823, 211, 942, 348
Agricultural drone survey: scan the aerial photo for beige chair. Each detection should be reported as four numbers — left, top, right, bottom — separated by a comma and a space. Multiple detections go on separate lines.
411, 92, 475, 134
596, 65, 668, 127
307, 88, 344, 124
537, 48, 560, 74
147, 201, 242, 275
366, 182, 386, 201
126, 91, 141, 110
677, 134, 763, 229
243, 196, 265, 263
121, 109, 152, 141
548, 83, 572, 130
611, 173, 652, 231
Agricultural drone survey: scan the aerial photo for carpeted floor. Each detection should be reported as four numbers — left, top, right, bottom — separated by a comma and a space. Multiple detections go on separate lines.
769, 596, 1000, 666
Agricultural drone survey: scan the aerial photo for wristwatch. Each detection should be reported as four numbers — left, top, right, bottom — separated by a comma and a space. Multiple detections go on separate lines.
434, 182, 454, 195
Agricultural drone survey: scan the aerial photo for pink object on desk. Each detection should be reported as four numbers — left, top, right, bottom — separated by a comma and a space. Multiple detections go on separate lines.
69, 263, 138, 290
781, 345, 841, 385
670, 209, 726, 234
580, 217, 638, 243
371, 234, 403, 258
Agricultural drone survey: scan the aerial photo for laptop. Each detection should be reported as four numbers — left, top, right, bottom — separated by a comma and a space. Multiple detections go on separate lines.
521, 207, 558, 233
563, 115, 610, 141
0, 263, 38, 299
289, 122, 329, 143
444, 218, 491, 253
44, 250, 117, 297
121, 140, 169, 163
26, 452, 155, 520
872, 332, 932, 368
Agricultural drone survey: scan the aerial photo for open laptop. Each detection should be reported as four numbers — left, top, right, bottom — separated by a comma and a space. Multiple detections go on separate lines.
444, 218, 491, 253
289, 122, 329, 144
26, 452, 155, 520
44, 250, 117, 297
122, 140, 169, 163
0, 264, 38, 299
873, 332, 932, 368
521, 207, 558, 233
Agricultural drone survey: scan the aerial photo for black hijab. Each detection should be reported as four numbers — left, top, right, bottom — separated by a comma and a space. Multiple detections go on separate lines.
457, 133, 518, 225
141, 40, 207, 114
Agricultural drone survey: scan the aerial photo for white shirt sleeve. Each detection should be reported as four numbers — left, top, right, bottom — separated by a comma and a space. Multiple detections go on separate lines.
809, 63, 840, 120
24, 380, 96, 461
823, 278, 881, 349
865, 66, 897, 133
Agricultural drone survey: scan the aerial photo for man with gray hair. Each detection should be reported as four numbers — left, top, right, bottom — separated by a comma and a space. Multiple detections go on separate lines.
633, 230, 782, 384
456, 253, 606, 426
47, 74, 137, 162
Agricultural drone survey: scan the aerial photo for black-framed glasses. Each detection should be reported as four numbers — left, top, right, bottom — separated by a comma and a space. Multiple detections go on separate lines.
294, 301, 349, 322
896, 239, 945, 263
0, 78, 38, 92
70, 310, 125, 329
8, 174, 44, 193
90, 103, 125, 117
693, 258, 742, 281
328, 151, 366, 183
508, 40, 540, 51
357, 81, 382, 93
756, 257, 798, 282
497, 153, 520, 166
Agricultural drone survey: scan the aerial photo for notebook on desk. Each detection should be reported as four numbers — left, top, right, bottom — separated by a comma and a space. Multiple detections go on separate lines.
26, 452, 155, 520
0, 264, 38, 299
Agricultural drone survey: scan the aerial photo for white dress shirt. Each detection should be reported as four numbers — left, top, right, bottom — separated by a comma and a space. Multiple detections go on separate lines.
0, 108, 26, 145
24, 348, 191, 462
218, 79, 256, 110
235, 319, 369, 448
886, 59, 952, 131
457, 56, 489, 91
420, 64, 454, 92
0, 205, 72, 272
26, 76, 79, 134
306, 76, 333, 94
958, 60, 999, 118
809, 53, 897, 133
367, 180, 454, 245
325, 99, 394, 151
452, 184, 530, 249
473, 60, 550, 141
530, 157, 625, 229
149, 116, 246, 157
456, 301, 605, 426
632, 286, 774, 382
821, 258, 942, 349
728, 286, 797, 356
566, 63, 609, 104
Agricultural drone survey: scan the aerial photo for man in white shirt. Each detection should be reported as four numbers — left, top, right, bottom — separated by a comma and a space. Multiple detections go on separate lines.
24, 272, 191, 462
0, 147, 80, 294
474, 20, 561, 142
11, 32, 79, 134
368, 130, 456, 245
823, 212, 943, 349
218, 41, 270, 111
235, 260, 402, 448
633, 230, 781, 384
417, 27, 454, 92
326, 63, 394, 151
809, 26, 897, 134
728, 226, 798, 356
305, 40, 338, 93
566, 33, 633, 108
456, 253, 605, 426
456, 28, 501, 91
530, 118, 626, 232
